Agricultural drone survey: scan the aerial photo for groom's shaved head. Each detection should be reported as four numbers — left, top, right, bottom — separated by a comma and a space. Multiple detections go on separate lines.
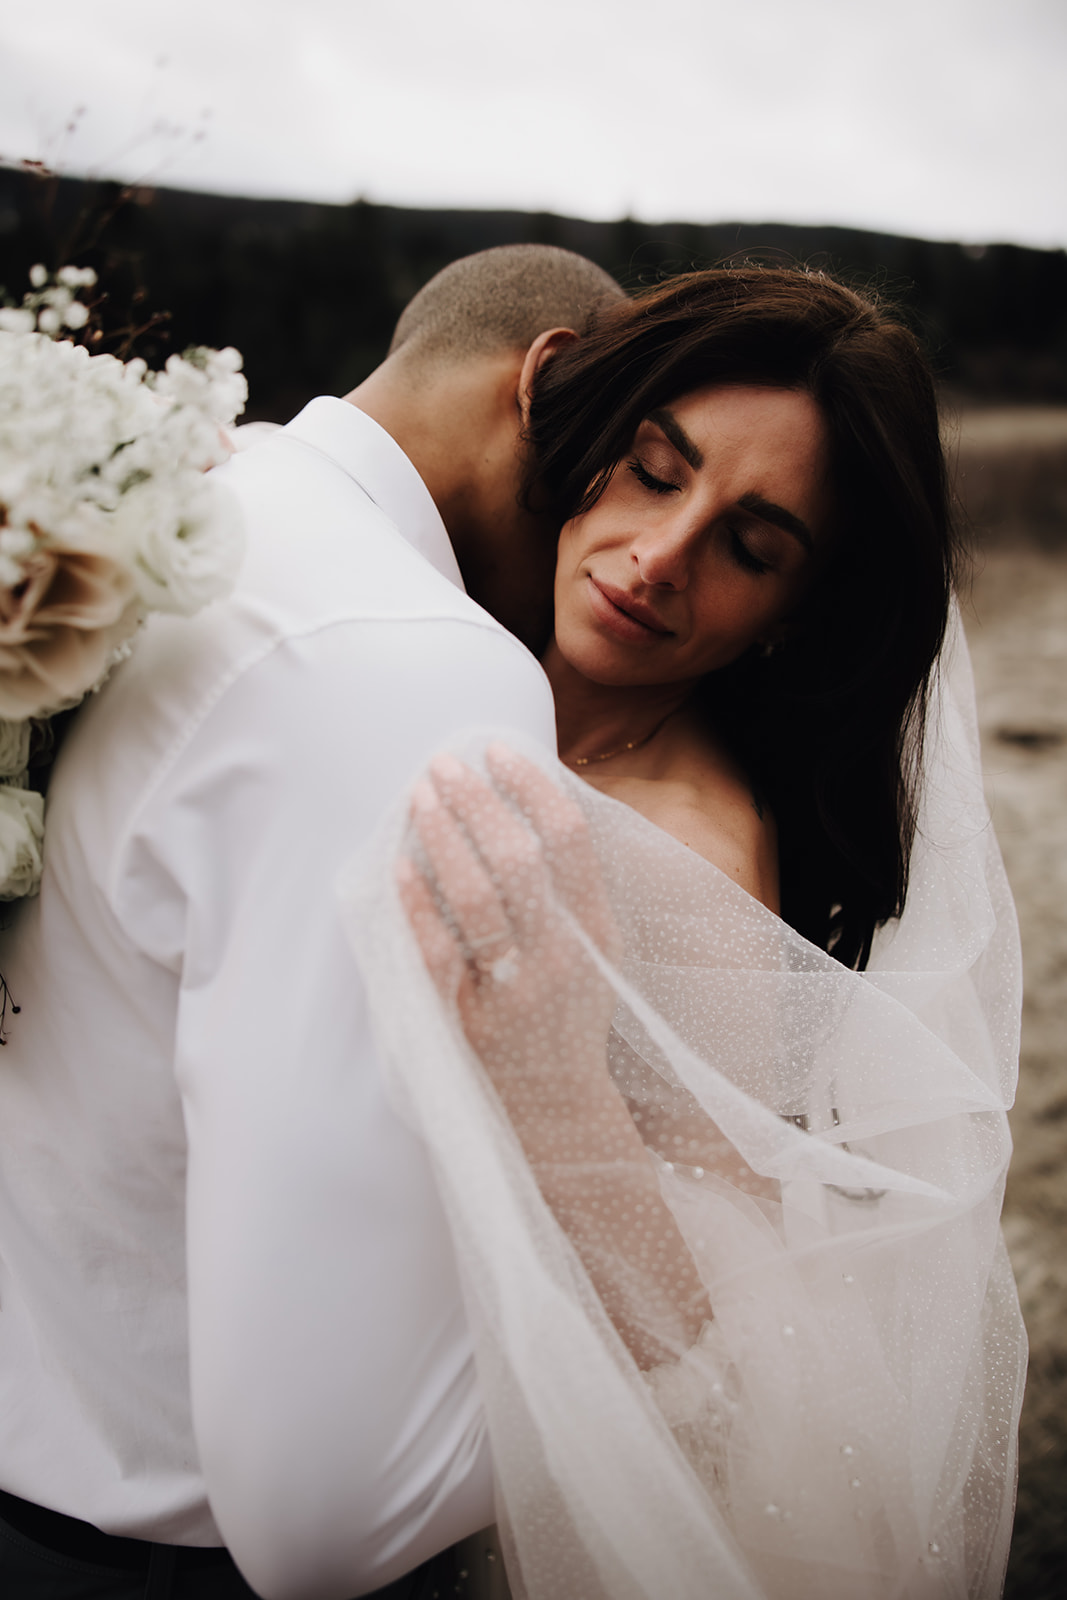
387, 245, 622, 367
349, 246, 621, 652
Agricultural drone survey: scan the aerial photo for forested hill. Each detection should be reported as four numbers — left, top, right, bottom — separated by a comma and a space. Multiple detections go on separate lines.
1, 166, 1064, 420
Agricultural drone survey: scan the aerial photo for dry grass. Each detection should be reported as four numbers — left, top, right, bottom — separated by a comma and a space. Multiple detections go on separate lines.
956, 407, 1067, 1596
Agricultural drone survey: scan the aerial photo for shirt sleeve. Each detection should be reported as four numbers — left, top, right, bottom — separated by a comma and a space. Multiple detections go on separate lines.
114, 614, 556, 1600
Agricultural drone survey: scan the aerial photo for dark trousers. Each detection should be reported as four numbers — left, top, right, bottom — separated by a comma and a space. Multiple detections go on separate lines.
0, 1490, 502, 1599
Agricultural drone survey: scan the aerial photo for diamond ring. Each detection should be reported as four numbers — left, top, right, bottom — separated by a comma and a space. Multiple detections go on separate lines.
471, 943, 520, 984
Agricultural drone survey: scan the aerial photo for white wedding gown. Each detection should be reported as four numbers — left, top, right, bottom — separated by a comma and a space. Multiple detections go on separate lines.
340, 611, 1026, 1600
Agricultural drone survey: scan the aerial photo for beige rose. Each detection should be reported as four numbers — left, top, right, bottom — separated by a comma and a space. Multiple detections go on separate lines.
0, 545, 143, 720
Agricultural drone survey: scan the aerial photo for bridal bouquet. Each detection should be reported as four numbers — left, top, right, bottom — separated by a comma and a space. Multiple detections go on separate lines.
0, 266, 248, 899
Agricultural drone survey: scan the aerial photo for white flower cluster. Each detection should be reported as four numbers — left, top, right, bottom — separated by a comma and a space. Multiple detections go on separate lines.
0, 264, 98, 337
0, 266, 249, 899
0, 332, 247, 612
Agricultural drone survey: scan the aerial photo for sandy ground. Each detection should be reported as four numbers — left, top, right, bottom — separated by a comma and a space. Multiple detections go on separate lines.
955, 409, 1067, 1596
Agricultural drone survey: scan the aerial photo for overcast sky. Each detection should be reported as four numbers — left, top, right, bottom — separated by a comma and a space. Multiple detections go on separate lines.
2, 0, 1065, 249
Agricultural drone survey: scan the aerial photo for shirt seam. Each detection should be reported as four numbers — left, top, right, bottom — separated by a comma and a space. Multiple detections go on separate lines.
104, 609, 545, 911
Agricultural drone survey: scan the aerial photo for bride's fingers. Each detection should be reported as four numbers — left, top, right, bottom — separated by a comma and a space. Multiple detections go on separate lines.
485, 744, 617, 955
396, 855, 466, 996
483, 745, 587, 865
426, 756, 554, 944
410, 777, 519, 954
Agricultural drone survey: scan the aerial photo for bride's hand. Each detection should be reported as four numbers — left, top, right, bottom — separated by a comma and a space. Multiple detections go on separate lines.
398, 744, 712, 1367
398, 744, 619, 1122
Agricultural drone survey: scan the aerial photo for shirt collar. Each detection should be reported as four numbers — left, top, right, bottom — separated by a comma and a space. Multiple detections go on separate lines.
282, 396, 465, 592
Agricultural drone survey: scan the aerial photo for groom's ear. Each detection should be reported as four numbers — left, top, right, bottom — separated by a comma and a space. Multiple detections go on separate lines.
517, 327, 578, 425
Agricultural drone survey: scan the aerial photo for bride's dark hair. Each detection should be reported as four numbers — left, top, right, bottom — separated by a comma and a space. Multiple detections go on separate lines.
527, 266, 963, 969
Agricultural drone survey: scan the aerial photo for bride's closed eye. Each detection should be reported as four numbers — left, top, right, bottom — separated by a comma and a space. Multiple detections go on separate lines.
626, 457, 678, 496
628, 453, 774, 576
728, 527, 772, 576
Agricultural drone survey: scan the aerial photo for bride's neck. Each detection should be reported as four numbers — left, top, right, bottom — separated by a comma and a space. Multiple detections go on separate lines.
541, 639, 692, 767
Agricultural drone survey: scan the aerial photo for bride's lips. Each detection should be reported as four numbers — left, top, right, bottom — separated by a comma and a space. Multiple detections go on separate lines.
586, 577, 674, 643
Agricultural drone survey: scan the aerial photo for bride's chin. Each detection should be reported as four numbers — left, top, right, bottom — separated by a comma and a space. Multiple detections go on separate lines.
556, 645, 665, 690
545, 619, 669, 689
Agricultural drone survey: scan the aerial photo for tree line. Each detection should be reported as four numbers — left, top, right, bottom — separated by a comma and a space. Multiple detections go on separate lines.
1, 166, 1064, 420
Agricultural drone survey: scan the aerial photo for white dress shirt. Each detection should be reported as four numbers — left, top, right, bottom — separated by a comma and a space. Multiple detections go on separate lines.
0, 399, 557, 1599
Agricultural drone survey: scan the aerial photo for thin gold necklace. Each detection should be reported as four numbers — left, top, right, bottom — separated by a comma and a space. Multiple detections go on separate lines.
566, 708, 677, 767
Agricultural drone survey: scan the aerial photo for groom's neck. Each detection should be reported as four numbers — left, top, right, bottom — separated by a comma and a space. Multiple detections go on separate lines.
344, 353, 556, 653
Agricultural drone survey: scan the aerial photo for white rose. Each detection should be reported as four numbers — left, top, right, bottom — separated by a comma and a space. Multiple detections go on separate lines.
0, 719, 31, 778
120, 476, 245, 616
0, 784, 44, 900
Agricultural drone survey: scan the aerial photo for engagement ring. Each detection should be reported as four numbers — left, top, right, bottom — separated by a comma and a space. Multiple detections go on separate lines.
486, 945, 520, 984
464, 929, 521, 984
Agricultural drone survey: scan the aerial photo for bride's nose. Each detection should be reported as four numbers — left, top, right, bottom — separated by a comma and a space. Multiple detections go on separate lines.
631, 519, 694, 589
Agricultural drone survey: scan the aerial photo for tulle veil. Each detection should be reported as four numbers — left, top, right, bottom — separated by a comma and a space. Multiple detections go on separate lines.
339, 609, 1026, 1600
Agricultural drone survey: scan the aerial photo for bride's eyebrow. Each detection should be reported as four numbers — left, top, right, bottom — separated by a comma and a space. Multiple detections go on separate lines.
646, 408, 703, 470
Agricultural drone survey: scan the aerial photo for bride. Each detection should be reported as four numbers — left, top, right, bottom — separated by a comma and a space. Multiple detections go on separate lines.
342, 270, 1026, 1599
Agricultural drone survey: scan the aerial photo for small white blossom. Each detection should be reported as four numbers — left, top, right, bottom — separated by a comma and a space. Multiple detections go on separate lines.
57, 265, 97, 289
8, 264, 100, 343
151, 346, 248, 427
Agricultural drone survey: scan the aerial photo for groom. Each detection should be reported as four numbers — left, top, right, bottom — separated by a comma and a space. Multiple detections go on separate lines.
0, 246, 621, 1599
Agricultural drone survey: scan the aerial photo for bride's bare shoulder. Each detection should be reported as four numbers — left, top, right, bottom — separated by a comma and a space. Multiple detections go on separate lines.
587, 747, 780, 914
